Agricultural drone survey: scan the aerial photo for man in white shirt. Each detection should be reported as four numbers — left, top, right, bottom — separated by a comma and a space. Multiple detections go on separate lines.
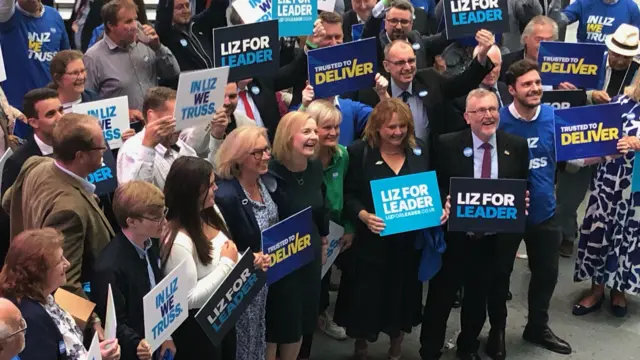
117, 87, 199, 190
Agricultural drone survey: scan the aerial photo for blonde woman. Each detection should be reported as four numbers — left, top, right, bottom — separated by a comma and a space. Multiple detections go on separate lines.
265, 111, 329, 360
214, 125, 274, 360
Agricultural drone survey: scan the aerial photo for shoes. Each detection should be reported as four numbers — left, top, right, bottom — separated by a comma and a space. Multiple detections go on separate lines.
485, 329, 506, 360
318, 312, 348, 340
456, 350, 482, 360
558, 240, 574, 258
522, 326, 572, 355
572, 294, 604, 316
610, 290, 628, 317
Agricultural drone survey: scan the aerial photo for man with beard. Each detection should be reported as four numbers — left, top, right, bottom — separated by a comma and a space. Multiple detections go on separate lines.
498, 59, 572, 355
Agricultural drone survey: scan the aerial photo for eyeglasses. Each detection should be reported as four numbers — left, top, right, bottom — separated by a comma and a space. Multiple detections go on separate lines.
250, 147, 271, 160
0, 318, 27, 341
140, 207, 169, 224
386, 18, 411, 26
64, 69, 87, 78
467, 107, 499, 116
387, 57, 416, 67
86, 146, 108, 153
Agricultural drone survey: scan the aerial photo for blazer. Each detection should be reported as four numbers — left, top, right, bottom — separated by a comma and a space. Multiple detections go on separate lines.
92, 233, 163, 360
215, 178, 265, 253
342, 7, 433, 43
445, 82, 514, 136
499, 49, 525, 82
2, 157, 115, 298
10, 296, 68, 360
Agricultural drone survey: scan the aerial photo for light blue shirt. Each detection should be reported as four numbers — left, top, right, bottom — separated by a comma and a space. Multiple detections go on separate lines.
471, 131, 498, 179
124, 235, 156, 288
391, 79, 429, 142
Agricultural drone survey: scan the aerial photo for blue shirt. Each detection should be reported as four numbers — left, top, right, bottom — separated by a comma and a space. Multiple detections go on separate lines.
0, 5, 70, 109
124, 235, 157, 289
499, 103, 556, 225
564, 0, 640, 43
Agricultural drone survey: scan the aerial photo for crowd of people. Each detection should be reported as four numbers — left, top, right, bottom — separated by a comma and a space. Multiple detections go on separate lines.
0, 0, 639, 359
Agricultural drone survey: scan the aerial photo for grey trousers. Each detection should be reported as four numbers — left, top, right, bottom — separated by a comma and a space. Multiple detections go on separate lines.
556, 165, 597, 242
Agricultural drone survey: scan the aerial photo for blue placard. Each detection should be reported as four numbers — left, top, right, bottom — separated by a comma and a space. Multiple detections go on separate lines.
86, 142, 117, 196
308, 38, 377, 99
538, 41, 606, 89
442, 0, 509, 39
351, 23, 364, 41
632, 154, 640, 192
262, 207, 314, 285
555, 103, 623, 161
273, 0, 316, 37
370, 171, 443, 236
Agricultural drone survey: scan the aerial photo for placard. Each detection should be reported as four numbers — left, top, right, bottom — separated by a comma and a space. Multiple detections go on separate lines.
174, 67, 229, 131
541, 89, 587, 109
213, 20, 280, 82
443, 0, 509, 39
231, 0, 273, 24
632, 155, 640, 192
143, 260, 189, 352
351, 23, 364, 41
86, 143, 117, 196
194, 250, 266, 346
274, 0, 316, 36
555, 103, 622, 161
308, 38, 377, 98
72, 96, 130, 149
54, 288, 96, 330
318, 0, 336, 11
538, 41, 606, 89
448, 177, 527, 233
104, 284, 117, 341
321, 221, 344, 279
370, 171, 443, 236
262, 207, 314, 285
86, 333, 102, 360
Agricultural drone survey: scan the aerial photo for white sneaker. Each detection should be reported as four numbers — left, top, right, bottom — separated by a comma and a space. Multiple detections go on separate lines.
319, 312, 348, 340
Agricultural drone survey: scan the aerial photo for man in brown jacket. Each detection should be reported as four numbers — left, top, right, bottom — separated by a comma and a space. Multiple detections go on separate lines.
2, 113, 114, 299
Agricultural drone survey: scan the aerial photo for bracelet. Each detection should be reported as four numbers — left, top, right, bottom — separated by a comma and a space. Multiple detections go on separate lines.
305, 39, 318, 49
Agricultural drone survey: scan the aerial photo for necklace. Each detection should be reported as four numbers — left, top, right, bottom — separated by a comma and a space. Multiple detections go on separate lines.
292, 172, 304, 185
381, 148, 403, 155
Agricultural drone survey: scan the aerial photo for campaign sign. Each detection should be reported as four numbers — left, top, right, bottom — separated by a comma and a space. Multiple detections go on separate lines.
104, 284, 116, 341
86, 143, 117, 196
262, 207, 314, 285
541, 90, 587, 109
72, 96, 130, 149
555, 103, 622, 161
174, 67, 229, 131
352, 24, 364, 41
632, 156, 640, 192
318, 0, 336, 11
448, 177, 527, 233
443, 0, 509, 39
231, 0, 273, 24
86, 333, 102, 360
321, 221, 344, 279
538, 41, 606, 89
143, 260, 188, 352
213, 20, 280, 82
273, 0, 316, 36
195, 250, 266, 346
308, 38, 377, 98
370, 171, 443, 236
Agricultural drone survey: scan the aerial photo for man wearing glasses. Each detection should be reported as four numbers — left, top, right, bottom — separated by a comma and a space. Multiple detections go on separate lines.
0, 298, 26, 360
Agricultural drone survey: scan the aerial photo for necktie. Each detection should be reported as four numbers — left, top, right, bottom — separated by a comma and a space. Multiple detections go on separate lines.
400, 91, 411, 103
238, 90, 256, 120
480, 142, 493, 179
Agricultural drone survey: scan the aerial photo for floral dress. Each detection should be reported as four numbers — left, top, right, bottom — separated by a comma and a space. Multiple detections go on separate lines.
43, 295, 87, 359
574, 95, 640, 294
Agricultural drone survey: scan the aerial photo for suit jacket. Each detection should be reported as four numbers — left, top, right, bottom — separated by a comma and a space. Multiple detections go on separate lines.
10, 296, 68, 360
342, 7, 433, 43
445, 82, 514, 135
499, 49, 525, 82
2, 157, 115, 298
434, 129, 529, 240
215, 178, 265, 253
92, 233, 163, 360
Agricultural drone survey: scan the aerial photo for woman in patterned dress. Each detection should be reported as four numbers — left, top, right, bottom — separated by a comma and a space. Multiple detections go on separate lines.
214, 125, 274, 360
573, 90, 640, 318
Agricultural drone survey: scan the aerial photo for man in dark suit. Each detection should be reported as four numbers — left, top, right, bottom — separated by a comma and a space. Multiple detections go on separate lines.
421, 88, 529, 360
343, 0, 432, 42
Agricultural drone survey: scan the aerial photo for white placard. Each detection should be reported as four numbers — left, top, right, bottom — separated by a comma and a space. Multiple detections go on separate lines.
231, 0, 273, 24
0, 50, 6, 83
143, 260, 189, 352
85, 332, 102, 360
0, 148, 13, 194
174, 67, 229, 131
318, 0, 337, 12
321, 221, 344, 279
72, 96, 130, 149
104, 284, 117, 342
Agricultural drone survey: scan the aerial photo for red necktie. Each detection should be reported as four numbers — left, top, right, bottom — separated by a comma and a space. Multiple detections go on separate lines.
238, 90, 255, 121
481, 142, 492, 179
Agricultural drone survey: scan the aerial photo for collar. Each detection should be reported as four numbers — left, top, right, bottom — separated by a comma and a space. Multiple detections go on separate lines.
123, 232, 152, 259
357, 14, 365, 23
34, 134, 53, 156
508, 102, 541, 122
104, 35, 133, 51
391, 79, 412, 98
16, 1, 44, 17
480, 83, 499, 92
140, 129, 182, 157
333, 96, 340, 109
471, 131, 497, 150
54, 161, 96, 194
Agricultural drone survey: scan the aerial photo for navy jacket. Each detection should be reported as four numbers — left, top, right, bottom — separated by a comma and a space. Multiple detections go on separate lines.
10, 296, 68, 360
215, 178, 265, 253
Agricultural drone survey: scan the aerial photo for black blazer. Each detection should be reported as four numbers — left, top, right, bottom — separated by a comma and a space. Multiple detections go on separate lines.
499, 49, 525, 82
10, 296, 68, 360
342, 8, 433, 43
91, 233, 163, 360
215, 178, 264, 253
445, 82, 514, 135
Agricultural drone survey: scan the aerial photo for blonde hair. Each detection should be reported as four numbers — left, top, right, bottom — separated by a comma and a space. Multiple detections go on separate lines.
112, 181, 165, 228
215, 125, 270, 179
306, 99, 342, 128
272, 111, 318, 165
363, 98, 416, 148
624, 74, 640, 101
521, 15, 559, 45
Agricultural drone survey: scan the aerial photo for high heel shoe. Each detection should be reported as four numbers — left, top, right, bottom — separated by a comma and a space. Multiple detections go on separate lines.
572, 293, 604, 315
610, 290, 628, 317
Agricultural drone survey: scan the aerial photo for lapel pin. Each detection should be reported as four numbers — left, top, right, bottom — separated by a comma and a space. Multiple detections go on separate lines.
418, 90, 428, 97
241, 199, 249, 205
413, 147, 422, 156
180, 39, 188, 47
463, 147, 472, 157
375, 160, 384, 165
251, 86, 260, 95
504, 150, 510, 155
412, 43, 421, 50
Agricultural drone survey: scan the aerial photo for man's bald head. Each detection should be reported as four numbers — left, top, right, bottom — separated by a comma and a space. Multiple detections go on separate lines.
473, 44, 501, 65
0, 298, 25, 360
383, 40, 418, 86
474, 45, 502, 88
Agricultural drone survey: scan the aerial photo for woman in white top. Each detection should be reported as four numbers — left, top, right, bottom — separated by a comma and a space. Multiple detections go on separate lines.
161, 156, 239, 360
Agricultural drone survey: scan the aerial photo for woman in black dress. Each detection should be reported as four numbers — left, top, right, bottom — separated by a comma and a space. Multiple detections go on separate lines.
265, 111, 329, 360
335, 99, 449, 359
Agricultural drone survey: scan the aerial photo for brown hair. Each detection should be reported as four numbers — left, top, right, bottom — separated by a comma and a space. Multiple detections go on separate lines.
505, 59, 539, 87
0, 229, 64, 304
389, 0, 414, 15
102, 0, 139, 34
50, 50, 83, 89
52, 113, 99, 162
142, 87, 177, 122
319, 11, 343, 25
363, 98, 416, 148
113, 181, 166, 229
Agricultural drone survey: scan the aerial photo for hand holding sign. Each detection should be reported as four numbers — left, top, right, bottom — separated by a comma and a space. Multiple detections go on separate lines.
210, 108, 229, 139
253, 252, 270, 271
557, 82, 577, 90
358, 210, 386, 234
142, 116, 176, 148
339, 233, 354, 252
306, 19, 326, 51
525, 190, 530, 215
302, 83, 315, 107
374, 73, 390, 100
617, 136, 640, 154
137, 339, 152, 360
100, 338, 120, 360
475, 29, 495, 63
221, 241, 239, 262
591, 90, 611, 104
440, 195, 452, 225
